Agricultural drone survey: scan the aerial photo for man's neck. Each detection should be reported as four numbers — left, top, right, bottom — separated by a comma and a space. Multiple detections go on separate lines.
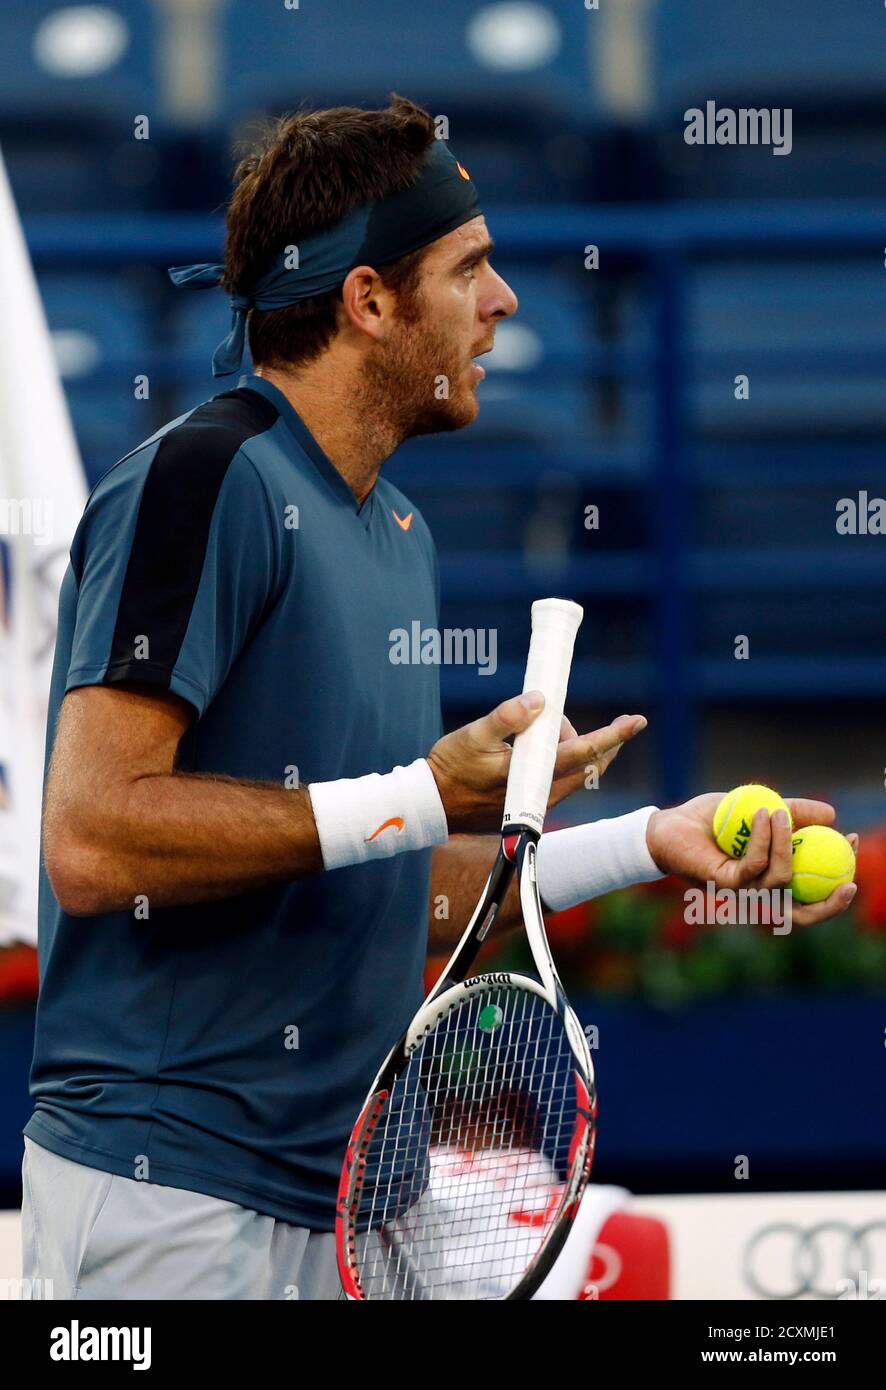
256, 357, 402, 505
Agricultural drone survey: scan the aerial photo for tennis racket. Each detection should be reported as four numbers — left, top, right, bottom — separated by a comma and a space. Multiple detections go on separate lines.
336, 597, 595, 1301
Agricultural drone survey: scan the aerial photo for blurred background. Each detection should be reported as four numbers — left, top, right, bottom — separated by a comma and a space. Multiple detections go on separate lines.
1, 0, 885, 1288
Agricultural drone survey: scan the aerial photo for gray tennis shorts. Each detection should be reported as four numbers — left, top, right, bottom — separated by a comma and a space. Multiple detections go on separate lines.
21, 1138, 344, 1301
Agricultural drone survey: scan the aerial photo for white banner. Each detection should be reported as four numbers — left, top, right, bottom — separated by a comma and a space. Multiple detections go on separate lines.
0, 149, 86, 945
634, 1191, 886, 1300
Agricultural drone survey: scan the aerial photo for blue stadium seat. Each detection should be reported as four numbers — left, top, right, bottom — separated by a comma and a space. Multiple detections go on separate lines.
218, 0, 595, 201
0, 2, 165, 211
0, 2, 155, 121
651, 1, 886, 198
39, 271, 156, 484
167, 288, 246, 418
689, 260, 886, 436
653, 0, 885, 108
450, 260, 655, 446
220, 0, 593, 118
469, 263, 590, 440
2, 125, 166, 213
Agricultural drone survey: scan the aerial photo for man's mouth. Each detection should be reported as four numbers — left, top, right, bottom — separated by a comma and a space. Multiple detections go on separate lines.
470, 343, 493, 381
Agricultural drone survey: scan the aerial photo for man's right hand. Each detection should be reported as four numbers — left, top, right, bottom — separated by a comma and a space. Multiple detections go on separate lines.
426, 693, 647, 834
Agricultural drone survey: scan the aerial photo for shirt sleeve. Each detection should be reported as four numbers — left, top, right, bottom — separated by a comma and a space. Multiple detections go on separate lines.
66, 440, 280, 719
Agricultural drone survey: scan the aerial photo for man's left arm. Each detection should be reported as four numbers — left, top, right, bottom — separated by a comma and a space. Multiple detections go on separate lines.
429, 795, 859, 949
429, 835, 520, 950
427, 808, 657, 950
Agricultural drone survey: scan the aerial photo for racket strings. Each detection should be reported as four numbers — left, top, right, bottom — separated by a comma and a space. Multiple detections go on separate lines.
348, 984, 582, 1300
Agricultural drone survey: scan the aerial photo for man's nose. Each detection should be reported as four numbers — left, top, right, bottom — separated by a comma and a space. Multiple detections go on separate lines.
485, 268, 518, 321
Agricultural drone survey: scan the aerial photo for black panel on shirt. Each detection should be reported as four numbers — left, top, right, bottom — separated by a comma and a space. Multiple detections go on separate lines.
100, 389, 279, 690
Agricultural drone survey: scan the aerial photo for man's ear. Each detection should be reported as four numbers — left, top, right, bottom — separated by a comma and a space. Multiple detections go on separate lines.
340, 265, 391, 342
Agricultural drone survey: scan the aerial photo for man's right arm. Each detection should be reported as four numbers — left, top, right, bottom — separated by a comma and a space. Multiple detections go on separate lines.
43, 684, 325, 915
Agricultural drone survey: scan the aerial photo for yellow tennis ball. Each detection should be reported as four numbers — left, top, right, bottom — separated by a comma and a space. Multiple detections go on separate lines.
790, 825, 856, 904
713, 784, 792, 859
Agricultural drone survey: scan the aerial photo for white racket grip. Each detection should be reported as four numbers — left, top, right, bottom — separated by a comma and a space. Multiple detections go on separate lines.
502, 598, 583, 835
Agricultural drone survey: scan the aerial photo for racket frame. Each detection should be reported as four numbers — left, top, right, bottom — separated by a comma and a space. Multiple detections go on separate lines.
336, 829, 596, 1301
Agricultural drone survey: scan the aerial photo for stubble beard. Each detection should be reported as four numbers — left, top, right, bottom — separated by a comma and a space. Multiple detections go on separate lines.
359, 310, 479, 450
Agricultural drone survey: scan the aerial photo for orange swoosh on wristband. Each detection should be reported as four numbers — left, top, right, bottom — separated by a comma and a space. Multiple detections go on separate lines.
365, 816, 405, 842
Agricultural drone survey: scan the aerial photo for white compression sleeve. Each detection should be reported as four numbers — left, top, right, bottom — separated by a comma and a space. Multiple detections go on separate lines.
308, 758, 448, 871
536, 807, 664, 911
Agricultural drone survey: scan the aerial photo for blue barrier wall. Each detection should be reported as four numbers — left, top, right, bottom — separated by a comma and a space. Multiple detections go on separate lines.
4, 994, 884, 1199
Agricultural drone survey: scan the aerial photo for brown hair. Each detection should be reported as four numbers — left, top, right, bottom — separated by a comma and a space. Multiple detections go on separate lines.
222, 95, 437, 370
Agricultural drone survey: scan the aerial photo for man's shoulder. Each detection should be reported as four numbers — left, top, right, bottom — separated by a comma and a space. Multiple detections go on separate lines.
87, 388, 281, 503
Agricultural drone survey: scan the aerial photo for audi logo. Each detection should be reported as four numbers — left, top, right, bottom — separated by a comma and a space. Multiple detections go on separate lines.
743, 1221, 886, 1300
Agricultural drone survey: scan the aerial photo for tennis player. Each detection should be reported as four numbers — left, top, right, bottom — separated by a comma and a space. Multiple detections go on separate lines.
22, 97, 855, 1301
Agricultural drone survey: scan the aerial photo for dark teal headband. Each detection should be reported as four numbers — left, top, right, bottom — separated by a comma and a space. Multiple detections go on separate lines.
169, 140, 481, 376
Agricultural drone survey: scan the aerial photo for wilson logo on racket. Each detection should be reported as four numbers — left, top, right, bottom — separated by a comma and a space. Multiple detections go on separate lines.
465, 972, 511, 987
365, 816, 405, 843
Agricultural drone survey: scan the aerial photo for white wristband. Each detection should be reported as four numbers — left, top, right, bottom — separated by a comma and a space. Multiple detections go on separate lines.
536, 807, 664, 911
308, 758, 448, 871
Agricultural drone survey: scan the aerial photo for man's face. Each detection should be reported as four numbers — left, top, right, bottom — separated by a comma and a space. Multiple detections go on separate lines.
368, 216, 518, 438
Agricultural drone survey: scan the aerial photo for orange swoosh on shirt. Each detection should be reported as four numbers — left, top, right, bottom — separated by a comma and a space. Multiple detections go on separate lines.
365, 816, 405, 842
392, 510, 413, 531
456, 162, 470, 181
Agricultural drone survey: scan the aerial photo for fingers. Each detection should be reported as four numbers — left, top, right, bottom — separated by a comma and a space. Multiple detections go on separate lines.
729, 807, 773, 885
478, 699, 646, 769
730, 807, 793, 890
553, 714, 647, 782
760, 808, 795, 889
785, 798, 836, 828
479, 690, 545, 745
848, 832, 859, 852
471, 699, 647, 783
791, 880, 857, 927
727, 810, 858, 921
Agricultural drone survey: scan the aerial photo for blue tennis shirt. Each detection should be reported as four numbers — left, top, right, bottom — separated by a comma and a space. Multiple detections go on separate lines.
26, 375, 443, 1229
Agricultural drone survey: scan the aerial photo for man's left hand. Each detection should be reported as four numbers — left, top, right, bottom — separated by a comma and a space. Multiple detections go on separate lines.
645, 794, 858, 927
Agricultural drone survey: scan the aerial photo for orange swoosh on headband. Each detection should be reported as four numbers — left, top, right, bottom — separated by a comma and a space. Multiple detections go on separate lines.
392, 509, 413, 531
365, 816, 405, 842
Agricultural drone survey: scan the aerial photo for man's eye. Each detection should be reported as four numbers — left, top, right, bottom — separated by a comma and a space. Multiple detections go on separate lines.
462, 264, 477, 280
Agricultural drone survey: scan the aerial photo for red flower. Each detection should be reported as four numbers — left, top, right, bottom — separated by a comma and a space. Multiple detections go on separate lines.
660, 906, 699, 952
636, 875, 679, 899
0, 945, 39, 1002
855, 827, 886, 930
546, 902, 594, 951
